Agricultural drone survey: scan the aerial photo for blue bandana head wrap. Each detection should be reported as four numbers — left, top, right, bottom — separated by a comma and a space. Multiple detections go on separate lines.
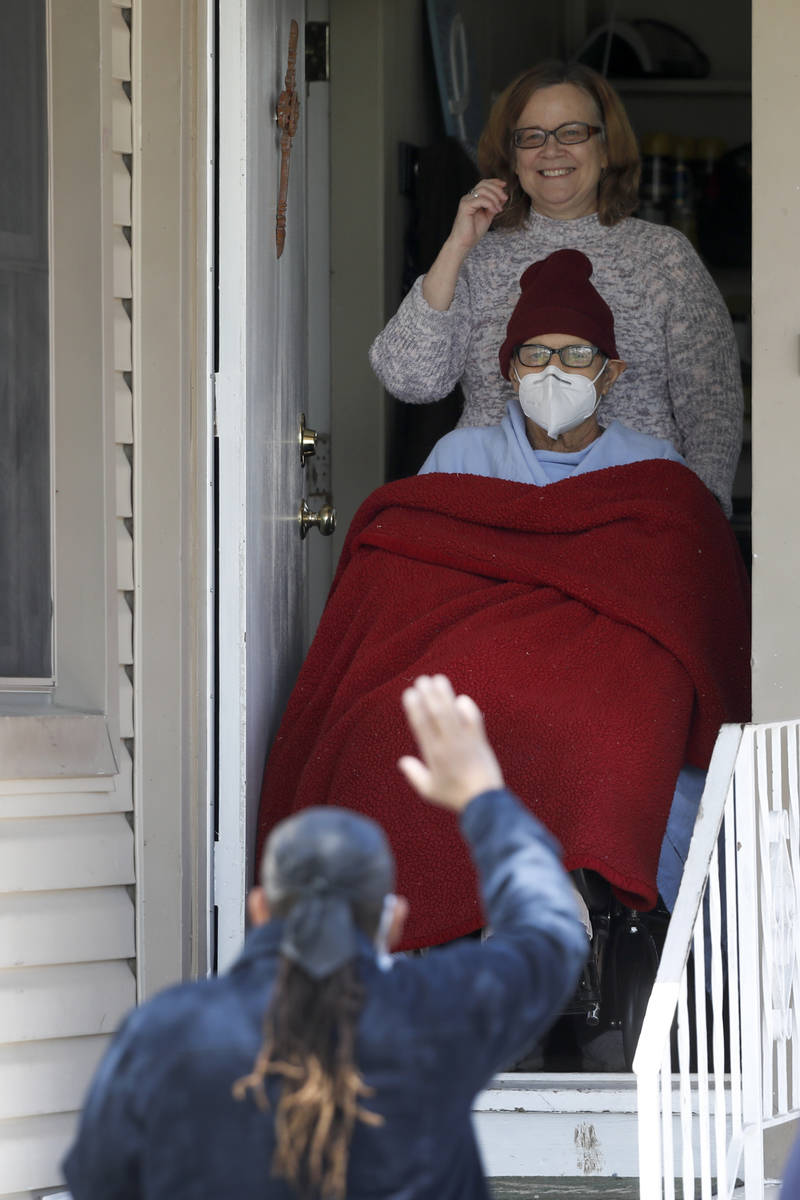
261, 807, 395, 980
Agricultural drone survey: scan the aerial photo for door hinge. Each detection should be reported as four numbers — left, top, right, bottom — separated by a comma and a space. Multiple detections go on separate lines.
306, 21, 330, 83
212, 371, 219, 437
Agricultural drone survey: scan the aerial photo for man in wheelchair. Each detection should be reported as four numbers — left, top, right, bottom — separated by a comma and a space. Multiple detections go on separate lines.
416, 247, 745, 1063
257, 248, 750, 1067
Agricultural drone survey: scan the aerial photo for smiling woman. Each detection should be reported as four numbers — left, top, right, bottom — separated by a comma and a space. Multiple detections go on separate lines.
508, 89, 608, 221
369, 60, 744, 518
511, 113, 606, 223
478, 63, 639, 227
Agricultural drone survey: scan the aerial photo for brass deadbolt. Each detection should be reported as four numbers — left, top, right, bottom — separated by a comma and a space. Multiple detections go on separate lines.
299, 413, 317, 467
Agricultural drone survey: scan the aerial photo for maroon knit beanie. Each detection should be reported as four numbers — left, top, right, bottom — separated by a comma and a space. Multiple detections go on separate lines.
498, 249, 618, 379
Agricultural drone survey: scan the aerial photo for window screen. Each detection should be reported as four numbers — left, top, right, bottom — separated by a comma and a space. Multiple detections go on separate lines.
0, 0, 51, 680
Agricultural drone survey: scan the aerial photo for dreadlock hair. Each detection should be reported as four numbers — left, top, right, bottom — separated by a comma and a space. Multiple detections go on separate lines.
233, 953, 383, 1200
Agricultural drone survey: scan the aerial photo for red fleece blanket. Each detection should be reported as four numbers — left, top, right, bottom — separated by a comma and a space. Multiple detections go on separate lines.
257, 463, 750, 948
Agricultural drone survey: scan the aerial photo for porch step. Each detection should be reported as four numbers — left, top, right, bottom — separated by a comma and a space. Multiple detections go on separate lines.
489, 1183, 782, 1198
490, 1180, 639, 1198
474, 1073, 641, 1179
487, 1183, 783, 1199
476, 1073, 779, 1198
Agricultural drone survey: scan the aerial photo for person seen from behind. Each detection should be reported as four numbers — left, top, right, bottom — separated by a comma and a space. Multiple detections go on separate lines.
63, 674, 587, 1199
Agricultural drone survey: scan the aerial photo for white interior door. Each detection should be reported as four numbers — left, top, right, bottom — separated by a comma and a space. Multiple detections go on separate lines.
216, 0, 313, 970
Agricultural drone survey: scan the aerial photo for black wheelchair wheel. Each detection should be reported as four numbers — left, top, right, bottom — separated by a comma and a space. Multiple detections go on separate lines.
612, 917, 661, 1070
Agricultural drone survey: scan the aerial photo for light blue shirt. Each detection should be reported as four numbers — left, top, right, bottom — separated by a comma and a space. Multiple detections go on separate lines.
419, 397, 695, 912
419, 397, 686, 485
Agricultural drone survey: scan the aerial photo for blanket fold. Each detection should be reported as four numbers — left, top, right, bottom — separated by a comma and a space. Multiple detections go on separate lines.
257, 463, 750, 948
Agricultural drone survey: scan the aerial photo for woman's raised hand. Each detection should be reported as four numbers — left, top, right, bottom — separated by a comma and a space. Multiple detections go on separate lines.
398, 674, 504, 812
422, 179, 508, 311
448, 179, 509, 254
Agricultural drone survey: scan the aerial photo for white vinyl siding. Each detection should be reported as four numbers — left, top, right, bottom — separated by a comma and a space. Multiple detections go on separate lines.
0, 816, 134, 893
1, 0, 209, 1188
0, 782, 136, 1196
0, 888, 134, 968
0, 961, 135, 1044
0, 1117, 80, 1198
0, 2, 136, 1195
0, 1038, 116, 1121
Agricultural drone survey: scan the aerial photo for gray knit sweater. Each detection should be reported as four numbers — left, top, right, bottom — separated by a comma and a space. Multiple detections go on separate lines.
369, 210, 743, 515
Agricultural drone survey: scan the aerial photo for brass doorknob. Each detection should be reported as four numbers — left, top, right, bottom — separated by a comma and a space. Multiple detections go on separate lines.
298, 498, 336, 539
299, 413, 317, 467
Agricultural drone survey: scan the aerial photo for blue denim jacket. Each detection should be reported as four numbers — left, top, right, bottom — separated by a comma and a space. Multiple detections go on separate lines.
63, 789, 587, 1199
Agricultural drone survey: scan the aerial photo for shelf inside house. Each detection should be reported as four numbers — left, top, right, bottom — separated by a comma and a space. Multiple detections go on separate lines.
613, 77, 750, 96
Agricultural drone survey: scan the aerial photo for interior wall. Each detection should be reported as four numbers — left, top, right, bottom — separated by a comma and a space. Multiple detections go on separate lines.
330, 2, 383, 556
750, 0, 800, 721
331, 0, 441, 554
380, 2, 440, 371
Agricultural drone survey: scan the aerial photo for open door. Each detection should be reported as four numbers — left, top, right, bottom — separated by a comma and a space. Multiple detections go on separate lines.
216, 0, 331, 969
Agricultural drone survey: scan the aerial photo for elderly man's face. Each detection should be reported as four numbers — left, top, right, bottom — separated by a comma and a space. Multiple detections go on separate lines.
511, 332, 626, 451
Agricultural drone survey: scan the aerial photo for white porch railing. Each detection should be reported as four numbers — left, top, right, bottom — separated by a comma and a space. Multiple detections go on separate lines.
634, 721, 800, 1198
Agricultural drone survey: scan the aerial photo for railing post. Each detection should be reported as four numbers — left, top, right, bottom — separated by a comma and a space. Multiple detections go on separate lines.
638, 1071, 663, 1200
633, 721, 800, 1199
634, 725, 743, 1200
735, 728, 766, 1195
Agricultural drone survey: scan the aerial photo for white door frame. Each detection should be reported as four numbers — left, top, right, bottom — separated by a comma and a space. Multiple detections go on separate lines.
130, 0, 215, 996
216, 0, 252, 971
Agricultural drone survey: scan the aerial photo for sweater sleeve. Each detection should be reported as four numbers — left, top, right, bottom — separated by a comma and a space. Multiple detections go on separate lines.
662, 235, 743, 516
424, 787, 588, 1083
368, 274, 474, 403
461, 788, 587, 966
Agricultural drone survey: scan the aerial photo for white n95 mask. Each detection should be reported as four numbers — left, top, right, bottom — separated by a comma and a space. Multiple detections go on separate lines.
515, 361, 606, 440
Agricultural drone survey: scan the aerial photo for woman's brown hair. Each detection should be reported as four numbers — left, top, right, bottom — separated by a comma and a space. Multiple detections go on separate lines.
478, 61, 641, 228
233, 955, 382, 1200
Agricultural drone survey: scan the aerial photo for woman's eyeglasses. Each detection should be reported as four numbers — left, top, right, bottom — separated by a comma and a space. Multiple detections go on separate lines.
512, 122, 603, 150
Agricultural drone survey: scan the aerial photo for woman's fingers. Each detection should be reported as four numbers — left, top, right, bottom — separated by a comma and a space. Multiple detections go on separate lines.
447, 179, 509, 252
463, 178, 508, 215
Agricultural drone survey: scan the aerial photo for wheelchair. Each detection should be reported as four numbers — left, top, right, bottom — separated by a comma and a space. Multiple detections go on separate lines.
422, 869, 670, 1073
537, 869, 670, 1071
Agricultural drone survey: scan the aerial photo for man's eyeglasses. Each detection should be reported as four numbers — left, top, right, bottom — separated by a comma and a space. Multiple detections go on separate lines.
512, 122, 604, 150
515, 343, 600, 369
